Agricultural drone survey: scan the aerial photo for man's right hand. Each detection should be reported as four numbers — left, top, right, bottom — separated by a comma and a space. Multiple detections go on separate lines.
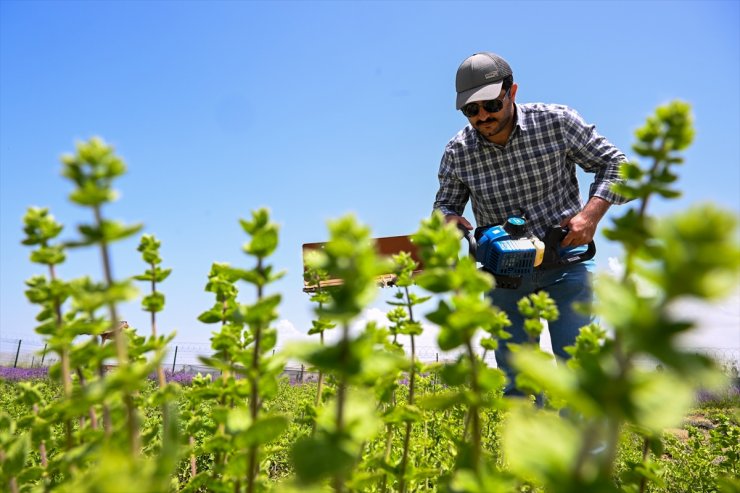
444, 214, 473, 230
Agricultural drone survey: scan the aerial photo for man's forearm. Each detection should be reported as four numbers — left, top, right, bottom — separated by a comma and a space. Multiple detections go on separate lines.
581, 196, 612, 224
562, 196, 612, 246
444, 213, 473, 230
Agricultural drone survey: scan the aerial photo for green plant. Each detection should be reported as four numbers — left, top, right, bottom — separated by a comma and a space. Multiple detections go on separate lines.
4, 138, 178, 493
499, 101, 740, 493
2, 102, 738, 493
134, 234, 172, 387
412, 212, 511, 490
302, 255, 337, 436
192, 209, 288, 493
289, 215, 401, 491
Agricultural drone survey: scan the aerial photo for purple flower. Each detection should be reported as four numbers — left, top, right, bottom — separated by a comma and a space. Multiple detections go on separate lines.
695, 381, 740, 406
151, 370, 195, 385
0, 366, 49, 381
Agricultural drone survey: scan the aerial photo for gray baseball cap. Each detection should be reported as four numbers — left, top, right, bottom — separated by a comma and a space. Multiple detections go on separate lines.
455, 52, 513, 110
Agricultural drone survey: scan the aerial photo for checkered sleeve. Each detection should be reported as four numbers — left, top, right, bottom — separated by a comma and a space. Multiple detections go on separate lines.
563, 108, 631, 205
433, 146, 470, 216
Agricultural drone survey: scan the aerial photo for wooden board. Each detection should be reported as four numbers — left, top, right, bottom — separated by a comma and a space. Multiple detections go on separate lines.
302, 235, 424, 292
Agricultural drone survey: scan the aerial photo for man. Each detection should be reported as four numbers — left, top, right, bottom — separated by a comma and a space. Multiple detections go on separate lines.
433, 52, 629, 395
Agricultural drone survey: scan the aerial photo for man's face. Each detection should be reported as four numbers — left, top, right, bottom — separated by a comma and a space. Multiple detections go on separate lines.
463, 84, 518, 144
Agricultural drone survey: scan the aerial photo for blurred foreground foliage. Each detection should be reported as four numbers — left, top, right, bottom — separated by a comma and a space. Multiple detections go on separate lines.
1, 101, 739, 493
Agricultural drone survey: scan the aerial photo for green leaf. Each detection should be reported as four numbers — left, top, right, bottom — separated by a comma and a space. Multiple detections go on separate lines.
384, 404, 424, 424
226, 407, 251, 434
241, 415, 289, 447
76, 220, 143, 244
29, 245, 66, 265
236, 294, 281, 327
415, 268, 455, 293
22, 207, 64, 244
502, 406, 580, 484
260, 327, 278, 353
477, 366, 506, 393
426, 299, 453, 327
153, 267, 172, 283
439, 360, 469, 386
437, 326, 466, 351
198, 306, 225, 324
291, 435, 355, 484
68, 182, 117, 206
142, 292, 165, 312
243, 227, 279, 258
631, 370, 693, 431
418, 390, 465, 411
240, 209, 280, 258
2, 431, 31, 476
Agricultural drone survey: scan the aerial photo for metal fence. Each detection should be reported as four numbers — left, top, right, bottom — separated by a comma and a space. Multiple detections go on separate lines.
2, 336, 739, 377
0, 337, 497, 372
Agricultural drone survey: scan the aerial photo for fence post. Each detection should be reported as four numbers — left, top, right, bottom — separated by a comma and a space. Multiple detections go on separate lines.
434, 352, 439, 388
171, 346, 178, 373
13, 340, 22, 368
41, 344, 48, 367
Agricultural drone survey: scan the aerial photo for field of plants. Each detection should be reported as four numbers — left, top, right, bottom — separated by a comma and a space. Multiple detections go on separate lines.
1, 371, 738, 493
1, 101, 739, 493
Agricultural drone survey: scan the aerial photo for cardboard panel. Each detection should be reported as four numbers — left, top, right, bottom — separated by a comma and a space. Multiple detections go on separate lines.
302, 235, 424, 292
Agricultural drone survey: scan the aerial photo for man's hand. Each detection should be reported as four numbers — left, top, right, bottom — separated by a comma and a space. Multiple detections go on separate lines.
560, 197, 611, 247
445, 214, 473, 231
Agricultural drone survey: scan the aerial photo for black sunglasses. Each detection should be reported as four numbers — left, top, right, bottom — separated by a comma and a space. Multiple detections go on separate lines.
461, 88, 510, 117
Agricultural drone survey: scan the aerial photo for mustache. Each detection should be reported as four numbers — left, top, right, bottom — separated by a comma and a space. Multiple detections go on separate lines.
476, 118, 497, 125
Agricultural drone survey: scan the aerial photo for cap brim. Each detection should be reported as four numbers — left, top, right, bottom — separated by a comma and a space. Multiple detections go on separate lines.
456, 80, 504, 110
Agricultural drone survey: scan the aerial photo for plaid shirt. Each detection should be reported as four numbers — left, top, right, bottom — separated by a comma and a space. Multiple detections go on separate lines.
433, 103, 629, 239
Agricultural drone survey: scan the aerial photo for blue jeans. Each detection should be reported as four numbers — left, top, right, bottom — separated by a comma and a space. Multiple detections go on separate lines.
488, 257, 595, 396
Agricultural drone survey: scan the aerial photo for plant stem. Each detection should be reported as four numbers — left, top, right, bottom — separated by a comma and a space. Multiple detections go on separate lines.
149, 268, 167, 388
465, 339, 482, 472
638, 437, 651, 493
48, 263, 74, 449
380, 378, 398, 493
405, 287, 417, 407
381, 422, 394, 493
246, 258, 265, 493
333, 322, 350, 493
33, 404, 48, 468
312, 285, 326, 437
146, 259, 171, 448
573, 419, 602, 481
189, 435, 197, 478
313, 353, 325, 435
399, 286, 417, 493
399, 396, 413, 492
214, 303, 229, 475
599, 336, 631, 478
93, 205, 139, 457
637, 138, 667, 219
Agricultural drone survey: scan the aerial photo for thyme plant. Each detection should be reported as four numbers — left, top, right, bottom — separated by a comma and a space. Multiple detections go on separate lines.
2, 103, 738, 493
498, 101, 740, 493
4, 138, 178, 493
412, 213, 511, 488
134, 234, 172, 387
385, 252, 430, 492
193, 209, 288, 493
290, 215, 402, 492
303, 258, 336, 435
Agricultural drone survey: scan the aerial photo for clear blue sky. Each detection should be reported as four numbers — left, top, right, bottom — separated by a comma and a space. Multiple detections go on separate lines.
2, 1, 738, 351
